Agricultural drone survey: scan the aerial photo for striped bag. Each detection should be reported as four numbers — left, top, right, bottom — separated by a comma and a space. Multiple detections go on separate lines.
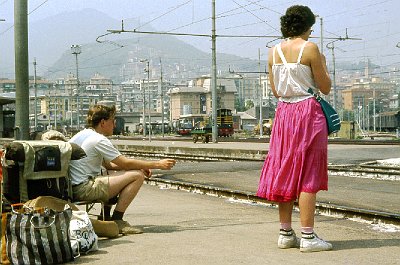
5, 204, 74, 264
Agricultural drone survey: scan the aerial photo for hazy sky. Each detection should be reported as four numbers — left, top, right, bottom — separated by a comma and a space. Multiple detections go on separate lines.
1, 0, 400, 74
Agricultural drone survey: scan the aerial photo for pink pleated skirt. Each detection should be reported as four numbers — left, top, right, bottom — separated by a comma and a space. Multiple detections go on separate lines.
257, 98, 328, 202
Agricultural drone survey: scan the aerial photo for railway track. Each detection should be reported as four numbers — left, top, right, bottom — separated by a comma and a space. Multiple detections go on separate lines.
121, 150, 400, 180
147, 177, 400, 226
112, 135, 400, 145
122, 150, 400, 225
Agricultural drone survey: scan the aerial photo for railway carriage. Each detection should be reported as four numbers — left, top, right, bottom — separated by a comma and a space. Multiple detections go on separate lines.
190, 108, 234, 143
377, 110, 400, 132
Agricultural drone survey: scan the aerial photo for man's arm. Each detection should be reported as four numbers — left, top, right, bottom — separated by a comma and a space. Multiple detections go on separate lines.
110, 155, 176, 171
103, 159, 122, 171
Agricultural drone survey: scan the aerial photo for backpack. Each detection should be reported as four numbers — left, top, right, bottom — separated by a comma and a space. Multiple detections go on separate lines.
3, 140, 73, 203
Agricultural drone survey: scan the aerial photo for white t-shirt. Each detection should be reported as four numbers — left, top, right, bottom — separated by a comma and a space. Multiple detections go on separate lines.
69, 128, 121, 185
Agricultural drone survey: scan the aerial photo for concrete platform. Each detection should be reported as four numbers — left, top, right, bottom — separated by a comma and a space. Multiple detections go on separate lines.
74, 184, 400, 265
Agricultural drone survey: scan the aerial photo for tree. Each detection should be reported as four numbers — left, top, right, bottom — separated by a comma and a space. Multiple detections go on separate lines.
245, 100, 254, 110
235, 98, 245, 112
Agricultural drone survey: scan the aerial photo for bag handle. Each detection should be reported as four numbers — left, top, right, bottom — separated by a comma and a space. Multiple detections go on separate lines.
11, 203, 55, 228
10, 203, 25, 214
11, 203, 47, 215
30, 214, 56, 229
307, 88, 322, 101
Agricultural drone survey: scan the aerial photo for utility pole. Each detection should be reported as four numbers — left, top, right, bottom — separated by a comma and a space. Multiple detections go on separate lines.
54, 90, 57, 129
327, 41, 337, 109
326, 29, 358, 111
258, 48, 263, 137
14, 0, 30, 140
320, 17, 324, 54
211, 0, 218, 143
160, 58, 165, 137
47, 91, 51, 129
33, 57, 37, 131
141, 59, 151, 141
141, 79, 146, 137
373, 86, 376, 132
71, 45, 81, 130
147, 61, 151, 142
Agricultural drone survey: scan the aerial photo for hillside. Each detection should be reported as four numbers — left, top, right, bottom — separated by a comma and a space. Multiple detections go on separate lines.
47, 34, 259, 82
1, 8, 259, 82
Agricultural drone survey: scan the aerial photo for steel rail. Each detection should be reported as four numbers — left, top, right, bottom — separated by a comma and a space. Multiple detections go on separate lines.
121, 150, 400, 177
147, 177, 400, 226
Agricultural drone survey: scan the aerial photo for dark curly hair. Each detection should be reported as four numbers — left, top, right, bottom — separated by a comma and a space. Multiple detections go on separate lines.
280, 5, 315, 38
87, 104, 116, 128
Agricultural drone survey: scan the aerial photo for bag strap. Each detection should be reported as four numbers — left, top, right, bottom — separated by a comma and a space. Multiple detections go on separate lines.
307, 88, 322, 101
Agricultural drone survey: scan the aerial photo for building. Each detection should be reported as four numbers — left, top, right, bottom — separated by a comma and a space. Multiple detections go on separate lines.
169, 86, 207, 121
342, 77, 396, 112
168, 76, 236, 124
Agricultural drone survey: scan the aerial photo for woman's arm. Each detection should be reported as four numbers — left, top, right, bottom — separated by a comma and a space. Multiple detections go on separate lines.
268, 47, 279, 98
307, 42, 331, 95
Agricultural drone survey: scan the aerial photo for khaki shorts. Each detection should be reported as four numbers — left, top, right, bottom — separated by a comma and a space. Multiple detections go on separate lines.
72, 176, 109, 203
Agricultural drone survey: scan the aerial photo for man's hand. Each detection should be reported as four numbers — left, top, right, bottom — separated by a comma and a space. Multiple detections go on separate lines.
141, 169, 152, 179
157, 159, 176, 170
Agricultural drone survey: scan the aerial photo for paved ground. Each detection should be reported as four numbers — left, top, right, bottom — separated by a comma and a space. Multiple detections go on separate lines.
74, 184, 400, 265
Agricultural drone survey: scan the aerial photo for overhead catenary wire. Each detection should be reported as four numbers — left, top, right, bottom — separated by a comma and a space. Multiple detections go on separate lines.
230, 0, 277, 31
135, 0, 192, 31
107, 26, 361, 41
164, 1, 276, 33
324, 0, 394, 19
0, 0, 50, 35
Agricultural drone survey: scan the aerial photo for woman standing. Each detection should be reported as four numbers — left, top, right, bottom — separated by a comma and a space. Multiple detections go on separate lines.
257, 5, 332, 252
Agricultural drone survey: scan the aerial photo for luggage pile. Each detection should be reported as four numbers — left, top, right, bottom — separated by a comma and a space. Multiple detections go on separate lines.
0, 132, 116, 264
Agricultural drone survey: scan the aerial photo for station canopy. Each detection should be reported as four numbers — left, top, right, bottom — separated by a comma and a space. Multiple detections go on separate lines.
0, 93, 16, 105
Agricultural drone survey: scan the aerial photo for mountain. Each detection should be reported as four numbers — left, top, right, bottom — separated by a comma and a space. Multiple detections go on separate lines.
1, 9, 122, 78
47, 34, 260, 82
1, 8, 259, 82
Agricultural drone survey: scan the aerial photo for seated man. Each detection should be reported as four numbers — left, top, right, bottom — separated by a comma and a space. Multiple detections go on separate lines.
69, 104, 176, 235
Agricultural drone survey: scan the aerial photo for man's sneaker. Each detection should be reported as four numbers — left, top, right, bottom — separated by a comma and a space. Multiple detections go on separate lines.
114, 220, 143, 235
300, 232, 333, 252
278, 229, 300, 249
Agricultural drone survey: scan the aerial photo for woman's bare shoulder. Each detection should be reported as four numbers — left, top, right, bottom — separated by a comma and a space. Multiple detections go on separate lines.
303, 42, 321, 61
305, 41, 319, 52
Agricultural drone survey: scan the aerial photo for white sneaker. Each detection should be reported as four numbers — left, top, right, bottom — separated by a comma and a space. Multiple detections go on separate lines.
300, 232, 333, 253
278, 229, 300, 249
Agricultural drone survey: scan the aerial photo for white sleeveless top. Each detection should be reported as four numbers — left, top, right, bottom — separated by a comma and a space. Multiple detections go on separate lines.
272, 41, 318, 103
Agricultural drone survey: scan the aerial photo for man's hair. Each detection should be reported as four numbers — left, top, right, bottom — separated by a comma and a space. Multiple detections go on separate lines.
280, 5, 315, 38
87, 104, 116, 128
